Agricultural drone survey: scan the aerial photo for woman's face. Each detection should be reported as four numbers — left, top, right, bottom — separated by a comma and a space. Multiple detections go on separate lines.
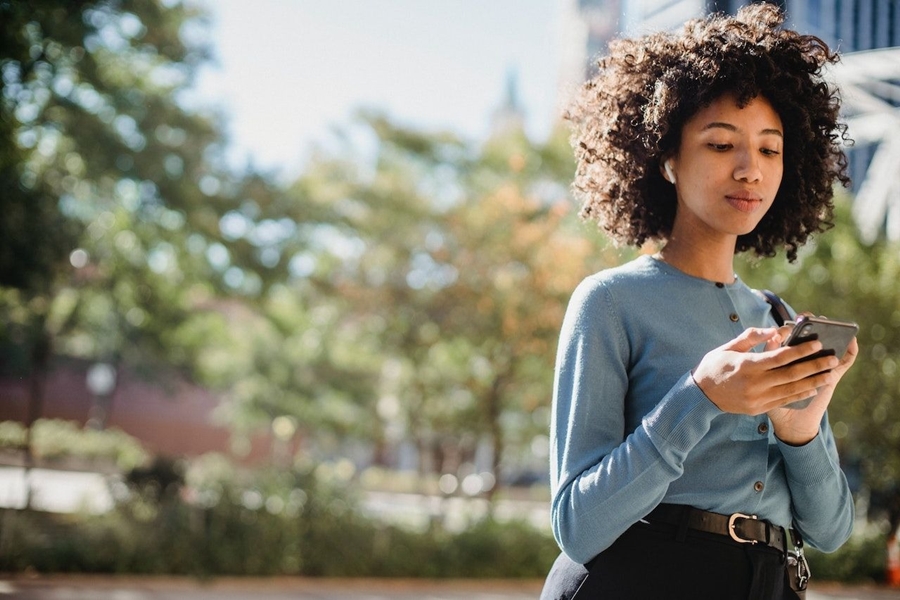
666, 93, 784, 244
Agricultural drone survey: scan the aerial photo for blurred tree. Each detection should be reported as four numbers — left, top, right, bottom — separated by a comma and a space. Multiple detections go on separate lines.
6, 2, 892, 538
182, 158, 385, 460
190, 281, 381, 462
738, 197, 900, 535
0, 0, 253, 448
239, 111, 624, 494
439, 125, 626, 493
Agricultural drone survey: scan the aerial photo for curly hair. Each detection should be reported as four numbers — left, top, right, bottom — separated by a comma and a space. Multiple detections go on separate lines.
565, 4, 850, 261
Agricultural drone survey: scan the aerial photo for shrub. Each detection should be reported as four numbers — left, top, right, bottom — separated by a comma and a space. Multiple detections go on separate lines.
806, 532, 887, 584
0, 419, 149, 471
2, 459, 889, 584
0, 464, 558, 578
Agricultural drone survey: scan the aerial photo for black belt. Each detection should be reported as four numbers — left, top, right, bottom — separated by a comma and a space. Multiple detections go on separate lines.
644, 503, 796, 555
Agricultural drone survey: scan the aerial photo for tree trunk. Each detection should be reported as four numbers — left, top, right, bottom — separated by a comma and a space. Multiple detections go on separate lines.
23, 326, 51, 510
486, 374, 507, 504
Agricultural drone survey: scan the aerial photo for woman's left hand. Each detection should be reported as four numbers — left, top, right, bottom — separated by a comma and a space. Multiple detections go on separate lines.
764, 326, 859, 446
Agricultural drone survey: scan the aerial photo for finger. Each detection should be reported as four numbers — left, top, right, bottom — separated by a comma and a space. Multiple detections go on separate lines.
832, 337, 859, 375
725, 327, 779, 353
765, 324, 794, 351
771, 370, 833, 406
776, 323, 793, 340
767, 339, 826, 368
757, 356, 835, 401
774, 388, 818, 410
771, 355, 839, 386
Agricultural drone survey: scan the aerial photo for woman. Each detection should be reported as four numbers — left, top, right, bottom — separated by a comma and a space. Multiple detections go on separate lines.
542, 5, 857, 599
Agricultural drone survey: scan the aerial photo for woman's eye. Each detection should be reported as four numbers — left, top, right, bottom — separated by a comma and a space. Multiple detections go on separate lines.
761, 148, 781, 156
708, 143, 731, 151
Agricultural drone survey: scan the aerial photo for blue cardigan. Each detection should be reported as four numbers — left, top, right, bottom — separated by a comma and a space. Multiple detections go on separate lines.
550, 255, 854, 564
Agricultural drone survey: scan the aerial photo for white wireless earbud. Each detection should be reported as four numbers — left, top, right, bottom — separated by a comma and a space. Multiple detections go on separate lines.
664, 160, 676, 184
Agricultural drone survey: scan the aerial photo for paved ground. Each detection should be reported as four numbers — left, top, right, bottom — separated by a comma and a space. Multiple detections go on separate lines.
1, 577, 540, 599
2, 576, 899, 599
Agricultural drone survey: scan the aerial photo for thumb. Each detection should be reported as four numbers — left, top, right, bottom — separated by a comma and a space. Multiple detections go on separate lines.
722, 327, 778, 353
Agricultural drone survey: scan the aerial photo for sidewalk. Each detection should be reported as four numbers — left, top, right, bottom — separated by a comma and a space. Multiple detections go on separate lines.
810, 582, 900, 599
1, 576, 542, 599
2, 575, 899, 599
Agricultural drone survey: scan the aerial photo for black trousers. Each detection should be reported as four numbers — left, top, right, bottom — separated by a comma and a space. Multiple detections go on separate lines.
540, 520, 801, 600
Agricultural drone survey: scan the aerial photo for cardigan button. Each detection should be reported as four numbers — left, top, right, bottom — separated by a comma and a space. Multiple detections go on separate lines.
729, 313, 739, 322
758, 422, 769, 435
715, 282, 725, 288
754, 481, 765, 492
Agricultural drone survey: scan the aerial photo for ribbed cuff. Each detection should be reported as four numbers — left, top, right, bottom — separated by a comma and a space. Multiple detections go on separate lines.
643, 372, 722, 455
777, 432, 839, 486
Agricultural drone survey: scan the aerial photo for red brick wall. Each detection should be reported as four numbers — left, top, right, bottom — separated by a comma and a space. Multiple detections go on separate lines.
0, 364, 284, 464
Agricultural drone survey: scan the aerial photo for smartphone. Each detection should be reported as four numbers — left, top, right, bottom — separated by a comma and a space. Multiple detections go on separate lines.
782, 315, 858, 359
781, 315, 858, 409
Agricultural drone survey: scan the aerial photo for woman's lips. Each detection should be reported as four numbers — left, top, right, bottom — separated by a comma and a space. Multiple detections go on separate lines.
725, 192, 763, 213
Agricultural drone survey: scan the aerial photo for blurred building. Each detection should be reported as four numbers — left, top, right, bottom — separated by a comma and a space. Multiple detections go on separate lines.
490, 69, 527, 137
795, 0, 900, 242
0, 361, 281, 466
558, 0, 900, 241
792, 0, 900, 52
561, 0, 900, 75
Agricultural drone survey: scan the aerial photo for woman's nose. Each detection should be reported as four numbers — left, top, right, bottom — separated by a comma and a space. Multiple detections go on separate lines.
733, 149, 762, 183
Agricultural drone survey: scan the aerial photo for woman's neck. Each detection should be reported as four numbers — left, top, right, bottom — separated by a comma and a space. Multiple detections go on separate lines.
655, 237, 737, 284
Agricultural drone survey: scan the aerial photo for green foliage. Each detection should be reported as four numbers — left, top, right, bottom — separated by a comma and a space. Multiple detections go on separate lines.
247, 110, 619, 491
0, 419, 148, 471
3, 2, 900, 583
0, 456, 889, 583
0, 466, 558, 578
0, 421, 26, 447
806, 532, 888, 584
0, 0, 298, 407
446, 518, 560, 577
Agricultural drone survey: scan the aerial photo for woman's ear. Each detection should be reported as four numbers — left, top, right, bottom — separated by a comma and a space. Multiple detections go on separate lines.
662, 159, 676, 184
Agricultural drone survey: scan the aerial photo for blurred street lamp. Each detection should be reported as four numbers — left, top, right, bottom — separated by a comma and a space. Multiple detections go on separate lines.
86, 362, 117, 430
271, 415, 297, 466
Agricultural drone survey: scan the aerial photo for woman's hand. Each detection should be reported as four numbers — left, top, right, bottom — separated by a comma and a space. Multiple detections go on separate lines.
766, 334, 858, 445
691, 327, 840, 419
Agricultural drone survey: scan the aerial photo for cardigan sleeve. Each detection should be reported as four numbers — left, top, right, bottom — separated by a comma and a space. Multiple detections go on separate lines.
771, 298, 854, 552
777, 420, 854, 552
549, 277, 722, 564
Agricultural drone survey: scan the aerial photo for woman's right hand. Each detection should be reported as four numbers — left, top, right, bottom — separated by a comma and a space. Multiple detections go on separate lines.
690, 327, 839, 416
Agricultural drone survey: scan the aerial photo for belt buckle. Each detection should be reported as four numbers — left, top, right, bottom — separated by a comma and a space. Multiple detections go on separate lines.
728, 512, 759, 544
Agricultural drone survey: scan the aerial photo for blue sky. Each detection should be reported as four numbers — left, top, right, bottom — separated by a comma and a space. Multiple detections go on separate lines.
193, 0, 563, 178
